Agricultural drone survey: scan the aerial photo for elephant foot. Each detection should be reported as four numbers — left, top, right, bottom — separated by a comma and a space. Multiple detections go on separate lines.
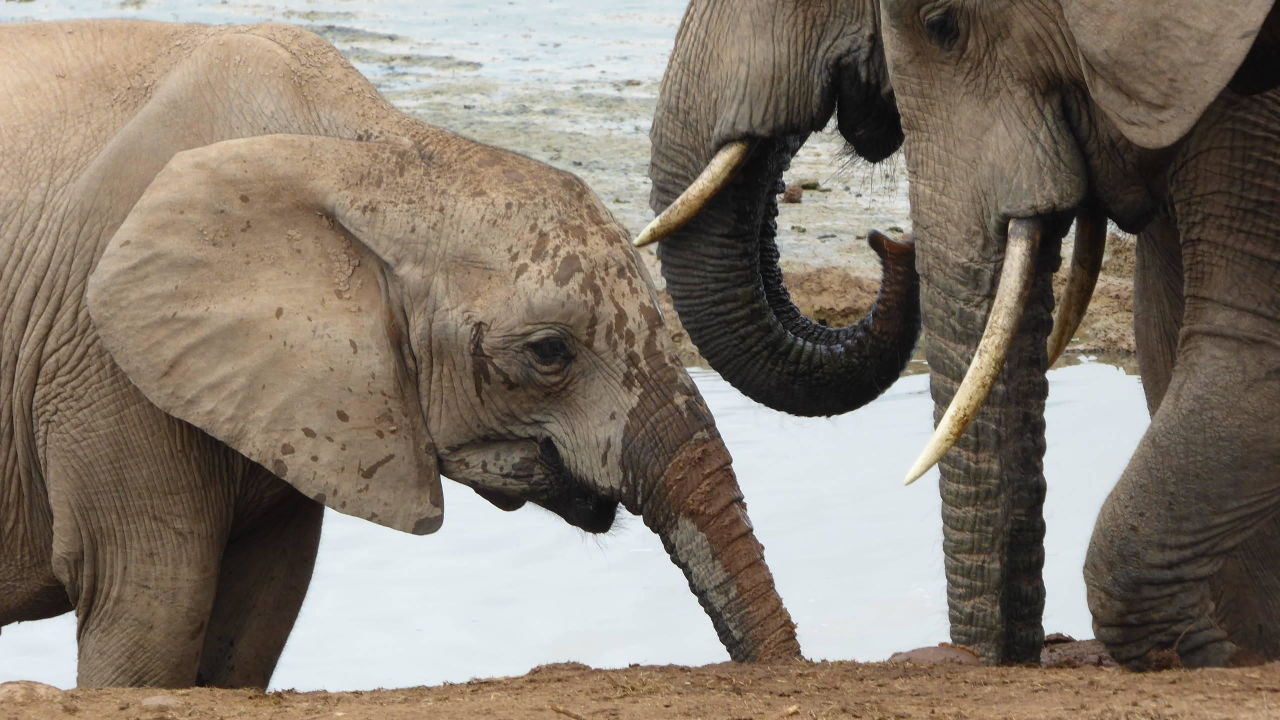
1175, 639, 1269, 669
1109, 625, 1251, 671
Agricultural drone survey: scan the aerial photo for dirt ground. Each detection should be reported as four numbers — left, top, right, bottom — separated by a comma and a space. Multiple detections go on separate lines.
4, 656, 1279, 720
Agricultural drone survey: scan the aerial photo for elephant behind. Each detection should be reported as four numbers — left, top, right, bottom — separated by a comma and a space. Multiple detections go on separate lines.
0, 20, 799, 687
645, 0, 1280, 668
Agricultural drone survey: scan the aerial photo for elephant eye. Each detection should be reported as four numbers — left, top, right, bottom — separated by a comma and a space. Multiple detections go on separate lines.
923, 8, 960, 50
526, 335, 575, 373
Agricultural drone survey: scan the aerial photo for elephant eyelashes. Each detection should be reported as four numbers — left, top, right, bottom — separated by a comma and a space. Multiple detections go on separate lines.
923, 9, 960, 50
526, 335, 575, 373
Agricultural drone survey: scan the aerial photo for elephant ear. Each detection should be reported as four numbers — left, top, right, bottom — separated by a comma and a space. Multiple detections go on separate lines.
87, 134, 444, 535
1064, 0, 1275, 149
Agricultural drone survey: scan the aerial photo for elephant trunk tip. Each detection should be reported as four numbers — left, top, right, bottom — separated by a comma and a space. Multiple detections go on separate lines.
868, 229, 915, 266
645, 436, 801, 663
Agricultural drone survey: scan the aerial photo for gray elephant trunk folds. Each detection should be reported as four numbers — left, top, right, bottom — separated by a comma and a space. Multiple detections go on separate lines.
650, 136, 920, 417
921, 221, 1064, 664
626, 435, 800, 662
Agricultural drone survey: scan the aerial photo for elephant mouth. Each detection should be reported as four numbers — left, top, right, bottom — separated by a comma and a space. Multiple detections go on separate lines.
440, 438, 617, 534
528, 439, 618, 533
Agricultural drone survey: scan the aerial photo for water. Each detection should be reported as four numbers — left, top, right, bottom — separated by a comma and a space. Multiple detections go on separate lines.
0, 362, 1148, 690
1, 0, 687, 92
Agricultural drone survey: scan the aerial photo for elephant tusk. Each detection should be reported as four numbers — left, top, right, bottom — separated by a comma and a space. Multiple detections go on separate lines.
1046, 208, 1106, 367
634, 141, 750, 248
904, 218, 1042, 486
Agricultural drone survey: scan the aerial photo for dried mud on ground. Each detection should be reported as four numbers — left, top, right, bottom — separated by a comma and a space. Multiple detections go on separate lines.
4, 660, 1279, 720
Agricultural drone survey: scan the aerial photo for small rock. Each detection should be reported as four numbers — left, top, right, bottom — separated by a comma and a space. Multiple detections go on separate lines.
0, 681, 64, 703
781, 184, 803, 203
799, 179, 821, 190
789, 225, 807, 234
888, 643, 982, 666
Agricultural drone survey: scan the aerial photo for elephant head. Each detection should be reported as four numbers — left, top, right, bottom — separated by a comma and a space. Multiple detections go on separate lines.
876, 0, 1279, 665
644, 0, 921, 416
85, 132, 800, 662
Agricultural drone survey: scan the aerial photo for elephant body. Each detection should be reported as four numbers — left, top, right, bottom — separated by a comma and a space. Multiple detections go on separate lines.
647, 0, 1279, 668
0, 21, 799, 687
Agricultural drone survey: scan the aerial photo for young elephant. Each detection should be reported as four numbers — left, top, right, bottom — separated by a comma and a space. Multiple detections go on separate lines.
0, 21, 799, 687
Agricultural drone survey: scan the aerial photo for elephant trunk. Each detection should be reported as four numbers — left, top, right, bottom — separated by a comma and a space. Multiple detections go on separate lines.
648, 133, 920, 417
624, 424, 799, 662
918, 215, 1062, 664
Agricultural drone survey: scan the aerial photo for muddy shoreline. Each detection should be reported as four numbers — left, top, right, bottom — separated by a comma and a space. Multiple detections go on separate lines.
4, 658, 1278, 720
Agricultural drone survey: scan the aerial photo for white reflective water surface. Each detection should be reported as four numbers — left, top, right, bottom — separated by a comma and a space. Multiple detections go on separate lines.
0, 363, 1148, 690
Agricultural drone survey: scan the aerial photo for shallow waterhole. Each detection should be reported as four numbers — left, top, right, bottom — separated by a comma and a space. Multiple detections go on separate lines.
0, 361, 1146, 690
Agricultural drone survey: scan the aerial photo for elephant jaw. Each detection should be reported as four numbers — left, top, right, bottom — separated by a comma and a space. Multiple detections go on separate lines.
439, 438, 617, 533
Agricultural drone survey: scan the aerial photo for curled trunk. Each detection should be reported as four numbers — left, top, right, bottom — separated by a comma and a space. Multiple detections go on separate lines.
651, 137, 920, 416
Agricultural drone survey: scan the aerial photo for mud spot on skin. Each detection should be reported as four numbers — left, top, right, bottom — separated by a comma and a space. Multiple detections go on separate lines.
336, 410, 350, 422
581, 270, 603, 306
272, 459, 289, 478
239, 194, 250, 203
302, 427, 317, 438
360, 454, 396, 479
275, 307, 284, 319
350, 339, 358, 355
470, 321, 492, 401
281, 443, 295, 456
554, 253, 582, 286
530, 232, 551, 263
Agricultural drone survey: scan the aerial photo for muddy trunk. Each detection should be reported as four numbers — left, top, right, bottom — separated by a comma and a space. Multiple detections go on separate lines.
629, 434, 799, 662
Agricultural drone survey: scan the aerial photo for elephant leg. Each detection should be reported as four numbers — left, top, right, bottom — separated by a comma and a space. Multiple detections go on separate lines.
197, 481, 323, 689
0, 513, 72, 627
1207, 516, 1280, 661
1086, 89, 1280, 668
1131, 211, 1184, 416
1085, 343, 1280, 668
42, 395, 235, 687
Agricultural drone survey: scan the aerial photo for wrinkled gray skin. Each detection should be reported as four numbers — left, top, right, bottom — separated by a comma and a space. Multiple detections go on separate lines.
648, 0, 920, 418
0, 21, 799, 688
650, 0, 1280, 668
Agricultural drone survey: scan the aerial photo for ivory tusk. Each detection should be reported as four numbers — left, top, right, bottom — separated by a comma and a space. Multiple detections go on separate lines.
904, 218, 1042, 486
634, 141, 750, 248
1046, 209, 1106, 367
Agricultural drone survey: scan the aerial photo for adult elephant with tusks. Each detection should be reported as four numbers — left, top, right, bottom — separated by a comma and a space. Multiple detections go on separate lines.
644, 0, 1280, 669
